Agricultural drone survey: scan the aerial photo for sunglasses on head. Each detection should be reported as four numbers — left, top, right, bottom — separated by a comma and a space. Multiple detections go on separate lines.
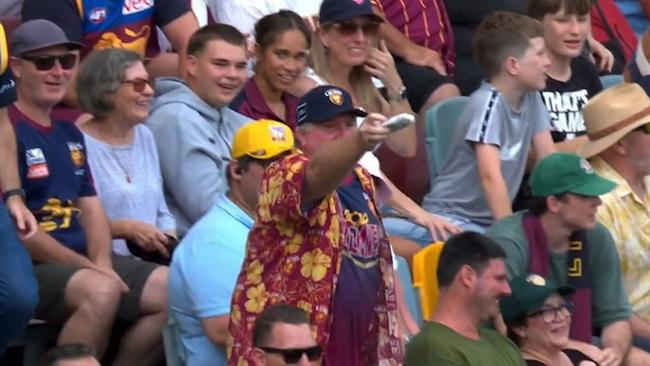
634, 122, 650, 134
21, 53, 77, 71
329, 20, 380, 36
260, 345, 322, 364
122, 78, 153, 93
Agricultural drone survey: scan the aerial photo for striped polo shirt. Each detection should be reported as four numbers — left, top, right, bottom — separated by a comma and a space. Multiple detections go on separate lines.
372, 0, 456, 73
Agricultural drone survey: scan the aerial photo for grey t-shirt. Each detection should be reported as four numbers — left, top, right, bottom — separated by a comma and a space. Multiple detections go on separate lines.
422, 82, 550, 226
84, 124, 176, 256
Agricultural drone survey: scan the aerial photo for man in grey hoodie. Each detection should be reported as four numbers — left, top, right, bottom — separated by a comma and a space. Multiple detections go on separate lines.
147, 24, 251, 236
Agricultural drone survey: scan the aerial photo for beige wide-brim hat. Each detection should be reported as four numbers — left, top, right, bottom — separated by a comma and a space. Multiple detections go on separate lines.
577, 83, 650, 158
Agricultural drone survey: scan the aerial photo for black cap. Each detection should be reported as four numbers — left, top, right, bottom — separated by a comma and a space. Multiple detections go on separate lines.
11, 20, 83, 57
297, 85, 367, 125
319, 0, 384, 24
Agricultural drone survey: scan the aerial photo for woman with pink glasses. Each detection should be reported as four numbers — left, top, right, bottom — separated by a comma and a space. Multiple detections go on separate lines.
76, 48, 176, 263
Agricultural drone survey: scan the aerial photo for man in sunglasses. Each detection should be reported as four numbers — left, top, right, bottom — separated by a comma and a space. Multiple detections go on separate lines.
487, 151, 650, 365
8, 20, 168, 364
576, 83, 650, 353
167, 120, 294, 366
250, 305, 321, 366
0, 21, 39, 355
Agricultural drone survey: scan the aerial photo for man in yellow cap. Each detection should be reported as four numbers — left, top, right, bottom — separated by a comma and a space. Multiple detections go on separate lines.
167, 119, 295, 366
578, 82, 650, 353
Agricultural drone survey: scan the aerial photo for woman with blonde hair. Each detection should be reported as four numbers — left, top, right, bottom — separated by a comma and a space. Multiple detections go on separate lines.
307, 0, 416, 158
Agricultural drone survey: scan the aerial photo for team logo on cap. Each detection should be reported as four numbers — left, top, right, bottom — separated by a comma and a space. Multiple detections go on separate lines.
269, 125, 287, 142
324, 88, 344, 106
526, 274, 546, 286
580, 158, 594, 174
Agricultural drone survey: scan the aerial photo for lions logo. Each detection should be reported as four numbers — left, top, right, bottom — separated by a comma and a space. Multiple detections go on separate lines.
579, 158, 594, 174
324, 88, 344, 106
526, 274, 546, 286
269, 125, 287, 142
67, 142, 85, 168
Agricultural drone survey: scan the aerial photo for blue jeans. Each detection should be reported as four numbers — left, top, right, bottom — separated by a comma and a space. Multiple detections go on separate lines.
382, 211, 488, 247
0, 201, 38, 354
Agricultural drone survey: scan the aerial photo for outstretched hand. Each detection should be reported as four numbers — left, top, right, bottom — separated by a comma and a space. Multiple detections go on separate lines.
357, 113, 390, 151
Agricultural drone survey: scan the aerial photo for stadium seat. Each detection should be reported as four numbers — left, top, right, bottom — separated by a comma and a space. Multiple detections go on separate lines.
412, 242, 445, 321
600, 74, 624, 89
396, 255, 422, 326
425, 96, 469, 178
7, 320, 59, 366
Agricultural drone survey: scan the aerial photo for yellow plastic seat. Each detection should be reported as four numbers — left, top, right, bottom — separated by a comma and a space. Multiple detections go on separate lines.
412, 242, 445, 321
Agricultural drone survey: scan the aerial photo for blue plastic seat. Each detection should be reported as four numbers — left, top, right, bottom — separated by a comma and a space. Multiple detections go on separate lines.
600, 74, 623, 89
425, 96, 469, 178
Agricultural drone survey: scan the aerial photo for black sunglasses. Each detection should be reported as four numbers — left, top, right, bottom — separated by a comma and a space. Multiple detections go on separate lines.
122, 78, 153, 93
21, 53, 77, 71
260, 345, 322, 364
330, 20, 380, 36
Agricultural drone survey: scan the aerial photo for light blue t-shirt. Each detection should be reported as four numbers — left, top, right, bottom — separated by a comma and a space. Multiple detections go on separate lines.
167, 193, 253, 366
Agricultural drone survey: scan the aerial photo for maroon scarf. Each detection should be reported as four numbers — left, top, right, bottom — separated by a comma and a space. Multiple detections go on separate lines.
523, 214, 592, 342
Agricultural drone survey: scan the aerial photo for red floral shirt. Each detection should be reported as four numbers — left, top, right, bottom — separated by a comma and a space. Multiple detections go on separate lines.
227, 152, 403, 365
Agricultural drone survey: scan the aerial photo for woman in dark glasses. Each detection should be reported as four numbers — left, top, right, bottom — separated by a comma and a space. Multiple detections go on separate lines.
309, 0, 416, 158
75, 48, 176, 263
230, 10, 310, 130
500, 274, 599, 366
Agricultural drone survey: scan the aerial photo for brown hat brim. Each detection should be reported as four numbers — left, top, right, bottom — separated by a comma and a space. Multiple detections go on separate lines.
577, 115, 650, 158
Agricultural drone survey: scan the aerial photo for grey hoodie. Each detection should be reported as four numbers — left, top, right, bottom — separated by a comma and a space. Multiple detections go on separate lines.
147, 77, 250, 236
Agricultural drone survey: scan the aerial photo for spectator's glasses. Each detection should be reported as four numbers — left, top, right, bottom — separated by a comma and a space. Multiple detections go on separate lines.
329, 20, 380, 36
122, 78, 153, 93
21, 53, 77, 71
260, 345, 322, 364
526, 300, 575, 324
634, 122, 650, 134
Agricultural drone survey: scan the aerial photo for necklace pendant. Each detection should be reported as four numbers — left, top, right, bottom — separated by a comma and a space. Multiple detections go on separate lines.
126, 175, 132, 184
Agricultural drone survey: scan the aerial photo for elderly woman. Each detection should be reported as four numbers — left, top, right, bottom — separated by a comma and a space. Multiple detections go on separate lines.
76, 48, 176, 262
500, 273, 598, 366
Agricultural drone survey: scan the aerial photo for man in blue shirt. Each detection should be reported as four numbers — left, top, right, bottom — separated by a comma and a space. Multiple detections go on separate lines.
167, 119, 295, 366
10, 20, 168, 365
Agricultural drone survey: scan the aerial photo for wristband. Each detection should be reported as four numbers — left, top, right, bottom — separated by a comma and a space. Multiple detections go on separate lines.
2, 188, 26, 201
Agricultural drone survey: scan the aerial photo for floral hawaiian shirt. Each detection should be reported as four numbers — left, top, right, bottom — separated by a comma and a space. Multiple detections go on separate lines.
593, 157, 650, 319
227, 152, 403, 365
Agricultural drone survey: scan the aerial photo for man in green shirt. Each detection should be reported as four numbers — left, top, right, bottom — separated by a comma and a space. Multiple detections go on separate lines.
405, 232, 525, 366
486, 152, 650, 365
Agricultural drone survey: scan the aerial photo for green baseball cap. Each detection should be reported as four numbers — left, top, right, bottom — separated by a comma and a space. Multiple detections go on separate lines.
529, 152, 617, 197
500, 273, 575, 326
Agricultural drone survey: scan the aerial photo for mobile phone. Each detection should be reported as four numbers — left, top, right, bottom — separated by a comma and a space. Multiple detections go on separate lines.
382, 113, 415, 132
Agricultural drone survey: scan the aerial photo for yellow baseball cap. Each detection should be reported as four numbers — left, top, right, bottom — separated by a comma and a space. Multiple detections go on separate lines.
231, 119, 295, 160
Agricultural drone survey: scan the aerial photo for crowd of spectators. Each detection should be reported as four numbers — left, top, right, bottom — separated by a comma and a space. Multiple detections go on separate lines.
2, 0, 650, 365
